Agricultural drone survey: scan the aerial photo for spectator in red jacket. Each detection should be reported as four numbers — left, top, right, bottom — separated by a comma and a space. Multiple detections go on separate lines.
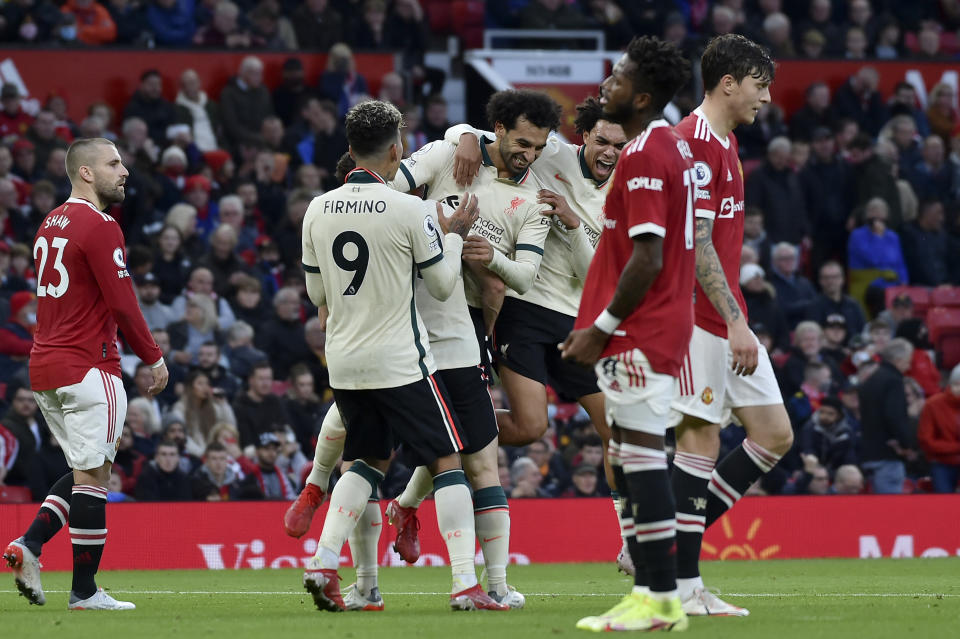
60, 0, 117, 45
0, 290, 35, 381
917, 364, 960, 493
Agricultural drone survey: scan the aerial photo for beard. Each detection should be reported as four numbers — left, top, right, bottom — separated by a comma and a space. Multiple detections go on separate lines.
94, 175, 125, 207
600, 100, 633, 126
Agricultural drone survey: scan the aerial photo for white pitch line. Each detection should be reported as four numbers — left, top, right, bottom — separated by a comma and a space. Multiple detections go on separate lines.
2, 590, 958, 598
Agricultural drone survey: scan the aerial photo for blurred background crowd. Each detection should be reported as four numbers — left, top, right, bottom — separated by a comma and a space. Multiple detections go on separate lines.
1, 0, 960, 503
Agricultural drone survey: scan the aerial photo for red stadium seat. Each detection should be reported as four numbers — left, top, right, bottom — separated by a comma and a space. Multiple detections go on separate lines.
884, 285, 931, 316
930, 286, 960, 309
424, 0, 452, 34
0, 485, 32, 503
926, 307, 960, 370
451, 1, 485, 48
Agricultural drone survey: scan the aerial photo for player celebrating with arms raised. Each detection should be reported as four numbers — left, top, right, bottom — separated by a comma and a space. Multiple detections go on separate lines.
670, 34, 792, 616
562, 36, 695, 632
4, 138, 168, 610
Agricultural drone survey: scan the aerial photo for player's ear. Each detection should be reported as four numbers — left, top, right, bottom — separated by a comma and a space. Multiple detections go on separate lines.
632, 92, 650, 115
494, 121, 506, 138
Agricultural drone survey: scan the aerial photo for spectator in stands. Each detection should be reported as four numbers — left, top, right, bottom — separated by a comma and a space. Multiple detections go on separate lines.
895, 317, 941, 398
145, 0, 194, 46
233, 360, 290, 449
168, 293, 222, 366
917, 364, 960, 493
884, 114, 923, 176
801, 128, 852, 269
172, 368, 237, 457
113, 425, 146, 493
1, 385, 41, 486
859, 338, 916, 494
229, 274, 269, 334
123, 69, 177, 147
887, 82, 930, 137
153, 223, 193, 304
832, 464, 864, 494
807, 261, 866, 336
906, 135, 955, 203
255, 286, 307, 379
563, 464, 601, 498
796, 0, 843, 56
790, 84, 836, 142
0, 241, 29, 298
913, 23, 943, 60
768, 243, 816, 328
781, 321, 839, 396
61, 0, 118, 45
0, 84, 33, 143
171, 266, 237, 331
193, 0, 253, 47
509, 456, 549, 498
219, 56, 273, 150
273, 188, 311, 270
293, 98, 345, 186
872, 14, 902, 59
746, 137, 809, 246
901, 199, 954, 286
517, 0, 592, 30
135, 271, 176, 331
741, 262, 789, 352
843, 25, 868, 59
292, 0, 343, 51
833, 67, 888, 137
742, 207, 772, 270
129, 362, 165, 422
216, 194, 257, 253
926, 82, 958, 148
240, 431, 295, 499
847, 198, 909, 300
798, 395, 859, 476
194, 340, 241, 398
785, 360, 834, 431
196, 224, 251, 298
847, 133, 903, 228
319, 43, 369, 119
135, 439, 192, 500
174, 69, 221, 153
283, 363, 324, 454
352, 0, 390, 50
191, 441, 248, 500
417, 94, 450, 143
26, 110, 68, 174
223, 320, 266, 381
271, 58, 311, 127
0, 291, 35, 382
820, 314, 850, 370
762, 12, 795, 59
249, 0, 296, 50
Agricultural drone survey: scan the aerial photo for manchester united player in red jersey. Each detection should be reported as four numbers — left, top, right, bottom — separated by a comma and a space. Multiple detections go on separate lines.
3, 138, 168, 611
562, 36, 694, 632
668, 35, 792, 617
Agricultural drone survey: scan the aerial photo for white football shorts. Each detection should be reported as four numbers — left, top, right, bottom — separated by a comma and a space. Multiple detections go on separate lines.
594, 348, 675, 436
34, 367, 127, 471
670, 325, 783, 426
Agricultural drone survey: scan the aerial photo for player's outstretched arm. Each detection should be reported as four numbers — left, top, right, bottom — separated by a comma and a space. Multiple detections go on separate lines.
561, 235, 663, 367
694, 217, 758, 375
444, 124, 488, 187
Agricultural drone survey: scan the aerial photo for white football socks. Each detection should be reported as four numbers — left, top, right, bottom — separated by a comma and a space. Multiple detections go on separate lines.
475, 509, 510, 595
316, 467, 379, 570
396, 465, 433, 509
433, 474, 478, 593
306, 403, 346, 491
348, 500, 382, 595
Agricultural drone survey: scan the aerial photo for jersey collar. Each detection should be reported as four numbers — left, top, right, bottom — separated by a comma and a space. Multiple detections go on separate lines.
578, 144, 609, 188
344, 168, 386, 184
65, 197, 105, 214
481, 135, 530, 185
692, 107, 731, 149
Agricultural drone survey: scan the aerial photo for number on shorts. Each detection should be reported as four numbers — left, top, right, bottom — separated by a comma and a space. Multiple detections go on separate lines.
332, 231, 369, 295
34, 236, 70, 298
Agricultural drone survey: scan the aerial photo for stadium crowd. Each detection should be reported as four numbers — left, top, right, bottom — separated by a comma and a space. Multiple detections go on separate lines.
1, 0, 960, 502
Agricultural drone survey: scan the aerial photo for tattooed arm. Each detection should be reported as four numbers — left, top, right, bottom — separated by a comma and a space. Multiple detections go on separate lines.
695, 217, 758, 375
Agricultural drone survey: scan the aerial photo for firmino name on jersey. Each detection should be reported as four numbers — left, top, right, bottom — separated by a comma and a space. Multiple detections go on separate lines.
44, 215, 70, 230
323, 199, 387, 214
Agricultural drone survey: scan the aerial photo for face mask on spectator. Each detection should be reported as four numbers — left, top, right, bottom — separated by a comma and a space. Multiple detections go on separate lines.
60, 25, 77, 41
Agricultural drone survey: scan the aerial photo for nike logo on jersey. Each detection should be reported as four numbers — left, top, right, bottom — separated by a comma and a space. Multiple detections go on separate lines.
325, 434, 346, 441
553, 172, 572, 185
483, 536, 503, 543
371, 522, 382, 527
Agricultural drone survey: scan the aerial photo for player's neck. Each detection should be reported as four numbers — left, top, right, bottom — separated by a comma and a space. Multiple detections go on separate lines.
352, 160, 390, 182
621, 112, 660, 140
484, 140, 512, 179
68, 188, 104, 211
698, 97, 735, 139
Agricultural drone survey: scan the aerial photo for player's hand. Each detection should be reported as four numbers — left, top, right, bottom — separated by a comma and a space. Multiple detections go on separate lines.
727, 320, 758, 376
318, 305, 329, 331
438, 194, 479, 238
538, 189, 580, 229
463, 234, 495, 265
453, 133, 482, 187
559, 326, 608, 368
148, 360, 169, 396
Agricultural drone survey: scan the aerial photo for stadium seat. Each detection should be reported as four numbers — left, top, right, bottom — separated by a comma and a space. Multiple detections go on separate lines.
451, 1, 485, 49
424, 0, 452, 34
926, 307, 960, 369
884, 285, 931, 316
930, 286, 960, 309
0, 485, 32, 503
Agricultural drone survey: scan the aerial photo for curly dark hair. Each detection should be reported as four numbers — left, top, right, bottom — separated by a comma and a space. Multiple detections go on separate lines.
345, 100, 403, 157
334, 151, 356, 183
573, 96, 610, 136
623, 36, 691, 112
701, 34, 775, 93
486, 89, 562, 132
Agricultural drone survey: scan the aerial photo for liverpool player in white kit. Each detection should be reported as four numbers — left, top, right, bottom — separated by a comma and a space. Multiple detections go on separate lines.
670, 35, 792, 616
562, 36, 695, 632
3, 138, 168, 610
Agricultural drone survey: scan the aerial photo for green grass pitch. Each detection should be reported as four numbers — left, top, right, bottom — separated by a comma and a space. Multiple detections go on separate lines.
3, 559, 958, 638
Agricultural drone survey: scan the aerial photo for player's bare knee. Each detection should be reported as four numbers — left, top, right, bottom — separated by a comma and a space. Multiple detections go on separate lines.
428, 453, 462, 476
463, 441, 499, 487
674, 418, 721, 459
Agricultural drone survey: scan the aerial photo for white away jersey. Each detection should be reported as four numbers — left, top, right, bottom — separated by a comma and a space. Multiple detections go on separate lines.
302, 168, 443, 390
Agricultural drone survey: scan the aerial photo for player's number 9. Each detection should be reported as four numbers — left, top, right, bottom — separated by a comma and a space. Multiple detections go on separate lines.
332, 231, 369, 296
34, 236, 70, 298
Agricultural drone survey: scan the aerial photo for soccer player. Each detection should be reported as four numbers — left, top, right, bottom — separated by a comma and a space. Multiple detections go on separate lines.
441, 97, 632, 571
561, 36, 695, 632
298, 100, 506, 613
3, 138, 169, 610
287, 89, 558, 608
670, 34, 792, 616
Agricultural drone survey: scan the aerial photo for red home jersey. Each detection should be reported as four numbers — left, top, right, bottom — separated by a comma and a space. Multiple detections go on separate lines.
675, 108, 747, 339
29, 198, 162, 391
574, 121, 696, 377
